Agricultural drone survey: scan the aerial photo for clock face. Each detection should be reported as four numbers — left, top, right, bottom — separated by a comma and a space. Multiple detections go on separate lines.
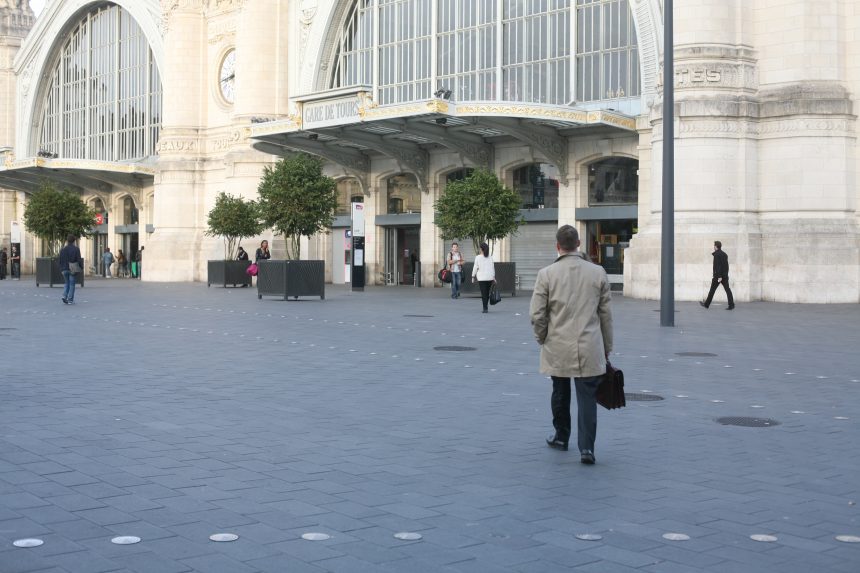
219, 49, 236, 104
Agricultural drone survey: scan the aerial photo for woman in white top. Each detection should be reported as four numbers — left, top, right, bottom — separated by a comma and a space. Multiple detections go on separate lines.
471, 242, 496, 313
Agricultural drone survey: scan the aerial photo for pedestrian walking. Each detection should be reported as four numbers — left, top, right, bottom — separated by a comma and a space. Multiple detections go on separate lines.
530, 225, 613, 464
255, 240, 271, 263
10, 245, 20, 279
447, 242, 464, 299
471, 242, 495, 313
700, 240, 734, 310
0, 247, 7, 280
133, 246, 144, 279
58, 234, 82, 304
117, 249, 128, 277
102, 247, 115, 278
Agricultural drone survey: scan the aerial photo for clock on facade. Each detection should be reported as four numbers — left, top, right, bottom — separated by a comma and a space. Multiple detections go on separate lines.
219, 49, 236, 104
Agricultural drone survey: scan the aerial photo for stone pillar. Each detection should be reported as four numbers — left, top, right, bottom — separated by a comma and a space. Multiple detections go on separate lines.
420, 184, 439, 288
363, 184, 380, 285
148, 1, 206, 281
0, 3, 34, 252
751, 0, 858, 302
626, 0, 858, 303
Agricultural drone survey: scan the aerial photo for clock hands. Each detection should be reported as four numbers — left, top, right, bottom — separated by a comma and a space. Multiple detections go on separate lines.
220, 72, 235, 84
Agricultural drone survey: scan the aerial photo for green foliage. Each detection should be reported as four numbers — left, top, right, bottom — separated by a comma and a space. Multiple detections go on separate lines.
434, 169, 523, 253
256, 153, 337, 259
205, 192, 265, 260
22, 181, 97, 256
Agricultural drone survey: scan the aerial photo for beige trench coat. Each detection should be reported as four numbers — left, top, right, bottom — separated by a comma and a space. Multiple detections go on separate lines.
529, 252, 613, 378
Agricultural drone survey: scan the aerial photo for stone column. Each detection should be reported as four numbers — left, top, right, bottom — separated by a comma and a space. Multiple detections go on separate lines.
0, 3, 33, 252
751, 0, 857, 302
222, 0, 289, 268
420, 184, 439, 288
626, 0, 858, 303
148, 1, 206, 281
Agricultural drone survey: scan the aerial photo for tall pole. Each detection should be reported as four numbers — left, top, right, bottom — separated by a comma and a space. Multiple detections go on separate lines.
660, 0, 675, 327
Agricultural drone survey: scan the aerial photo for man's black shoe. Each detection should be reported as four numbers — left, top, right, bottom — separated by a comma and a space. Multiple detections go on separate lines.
699, 301, 708, 308
546, 436, 568, 451
726, 305, 735, 310
580, 450, 595, 464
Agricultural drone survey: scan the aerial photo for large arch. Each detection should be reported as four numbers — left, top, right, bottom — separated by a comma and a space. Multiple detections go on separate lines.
299, 0, 662, 109
14, 0, 164, 157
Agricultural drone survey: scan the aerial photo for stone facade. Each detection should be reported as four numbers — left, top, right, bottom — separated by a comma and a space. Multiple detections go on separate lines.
625, 0, 859, 303
1, 0, 858, 302
0, 1, 33, 270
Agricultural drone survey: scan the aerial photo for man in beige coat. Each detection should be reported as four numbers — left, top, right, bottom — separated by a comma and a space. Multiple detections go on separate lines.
530, 225, 613, 464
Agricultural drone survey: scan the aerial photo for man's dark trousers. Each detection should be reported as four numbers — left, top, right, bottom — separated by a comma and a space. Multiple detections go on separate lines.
551, 375, 602, 452
704, 277, 734, 307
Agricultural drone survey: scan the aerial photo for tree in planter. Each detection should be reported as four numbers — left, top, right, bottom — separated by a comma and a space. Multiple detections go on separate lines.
23, 181, 97, 256
256, 153, 337, 260
205, 192, 265, 260
434, 169, 523, 254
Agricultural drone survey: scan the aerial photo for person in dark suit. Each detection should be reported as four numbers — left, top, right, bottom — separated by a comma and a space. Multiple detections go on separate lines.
700, 241, 734, 310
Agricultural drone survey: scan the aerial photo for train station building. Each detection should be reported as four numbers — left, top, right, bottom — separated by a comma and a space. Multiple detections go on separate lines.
0, 0, 857, 302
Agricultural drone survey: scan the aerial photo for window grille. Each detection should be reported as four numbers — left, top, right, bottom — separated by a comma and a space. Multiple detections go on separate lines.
38, 4, 162, 162
330, 0, 640, 106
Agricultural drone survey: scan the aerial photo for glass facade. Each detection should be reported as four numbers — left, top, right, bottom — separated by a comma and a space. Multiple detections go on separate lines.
335, 178, 364, 216
513, 163, 560, 209
386, 173, 421, 214
123, 196, 139, 225
38, 4, 162, 162
331, 0, 639, 105
587, 157, 638, 205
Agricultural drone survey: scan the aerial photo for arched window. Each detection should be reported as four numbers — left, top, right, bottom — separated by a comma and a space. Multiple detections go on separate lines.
587, 157, 638, 205
330, 0, 639, 106
38, 4, 162, 162
576, 0, 640, 103
335, 178, 364, 216
123, 196, 139, 225
92, 198, 107, 225
512, 163, 560, 209
386, 173, 421, 214
445, 168, 474, 185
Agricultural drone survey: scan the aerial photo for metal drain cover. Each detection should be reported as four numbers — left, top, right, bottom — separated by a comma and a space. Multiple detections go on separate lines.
716, 417, 781, 427
675, 352, 717, 357
404, 314, 433, 318
434, 346, 477, 352
625, 393, 664, 401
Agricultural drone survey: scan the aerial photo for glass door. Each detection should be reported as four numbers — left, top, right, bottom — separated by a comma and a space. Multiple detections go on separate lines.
384, 227, 398, 285
91, 233, 107, 275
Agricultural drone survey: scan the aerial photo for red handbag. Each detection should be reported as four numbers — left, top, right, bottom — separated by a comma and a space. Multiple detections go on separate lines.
246, 263, 259, 277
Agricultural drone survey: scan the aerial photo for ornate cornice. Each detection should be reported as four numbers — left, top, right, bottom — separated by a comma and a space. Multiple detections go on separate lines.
654, 116, 855, 141
160, 0, 205, 35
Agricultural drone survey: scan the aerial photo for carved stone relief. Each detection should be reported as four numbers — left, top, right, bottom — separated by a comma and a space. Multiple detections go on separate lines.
299, 0, 318, 67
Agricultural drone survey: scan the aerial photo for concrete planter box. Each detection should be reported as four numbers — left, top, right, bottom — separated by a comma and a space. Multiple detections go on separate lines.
459, 262, 516, 296
36, 257, 85, 288
207, 260, 252, 287
257, 260, 325, 300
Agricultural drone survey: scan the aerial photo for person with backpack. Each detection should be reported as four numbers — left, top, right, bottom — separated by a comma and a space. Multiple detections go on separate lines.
446, 242, 464, 299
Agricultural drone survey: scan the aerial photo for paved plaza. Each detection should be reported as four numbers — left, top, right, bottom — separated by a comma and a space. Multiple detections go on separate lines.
0, 278, 858, 573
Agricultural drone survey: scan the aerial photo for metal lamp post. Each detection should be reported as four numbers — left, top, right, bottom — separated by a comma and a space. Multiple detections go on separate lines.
660, 0, 675, 327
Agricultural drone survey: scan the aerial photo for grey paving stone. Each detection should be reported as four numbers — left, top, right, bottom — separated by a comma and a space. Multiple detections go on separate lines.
1, 284, 859, 573
178, 553, 257, 573
245, 554, 328, 573
114, 549, 195, 573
